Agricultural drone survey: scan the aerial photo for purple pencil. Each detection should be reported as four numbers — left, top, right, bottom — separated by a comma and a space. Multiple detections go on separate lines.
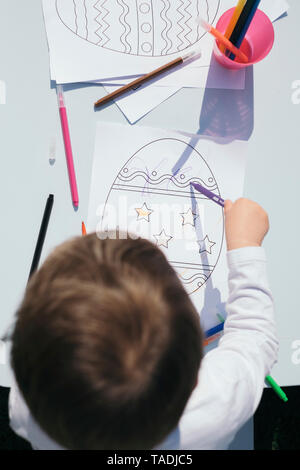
190, 182, 225, 207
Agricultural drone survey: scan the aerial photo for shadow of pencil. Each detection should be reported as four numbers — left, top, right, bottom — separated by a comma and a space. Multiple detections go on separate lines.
189, 185, 226, 330
171, 135, 205, 176
50, 80, 100, 91
273, 11, 288, 22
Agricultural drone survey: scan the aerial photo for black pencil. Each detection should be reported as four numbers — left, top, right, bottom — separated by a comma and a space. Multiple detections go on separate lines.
228, 0, 259, 47
28, 194, 54, 279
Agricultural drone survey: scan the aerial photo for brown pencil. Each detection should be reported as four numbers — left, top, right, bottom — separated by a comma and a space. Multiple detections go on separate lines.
94, 50, 199, 109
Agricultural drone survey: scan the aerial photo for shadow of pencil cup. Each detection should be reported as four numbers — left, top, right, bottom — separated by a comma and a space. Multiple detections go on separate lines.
198, 64, 254, 143
213, 8, 275, 70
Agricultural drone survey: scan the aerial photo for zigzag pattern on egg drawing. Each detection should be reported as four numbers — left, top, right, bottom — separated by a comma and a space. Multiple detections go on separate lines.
55, 0, 220, 56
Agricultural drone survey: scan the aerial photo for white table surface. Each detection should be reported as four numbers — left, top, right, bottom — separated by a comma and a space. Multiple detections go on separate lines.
0, 0, 299, 401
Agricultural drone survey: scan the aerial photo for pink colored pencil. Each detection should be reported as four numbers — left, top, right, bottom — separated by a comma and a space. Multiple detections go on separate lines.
203, 333, 222, 347
57, 85, 79, 207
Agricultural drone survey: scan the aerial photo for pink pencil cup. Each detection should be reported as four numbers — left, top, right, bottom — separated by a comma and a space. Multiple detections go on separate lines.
213, 8, 275, 70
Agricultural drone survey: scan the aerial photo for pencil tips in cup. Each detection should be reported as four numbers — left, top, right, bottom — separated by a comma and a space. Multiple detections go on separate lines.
214, 8, 274, 69
195, 16, 249, 65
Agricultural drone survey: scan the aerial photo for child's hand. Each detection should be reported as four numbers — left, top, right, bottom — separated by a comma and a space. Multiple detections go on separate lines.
224, 198, 269, 251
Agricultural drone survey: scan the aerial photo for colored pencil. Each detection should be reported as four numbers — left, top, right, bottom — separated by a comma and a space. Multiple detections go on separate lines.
94, 49, 199, 108
191, 182, 225, 207
28, 194, 54, 279
265, 376, 288, 402
204, 323, 287, 402
82, 221, 87, 236
199, 19, 248, 63
57, 85, 79, 207
205, 322, 225, 338
203, 333, 222, 347
217, 313, 225, 323
220, 0, 248, 53
228, 0, 261, 60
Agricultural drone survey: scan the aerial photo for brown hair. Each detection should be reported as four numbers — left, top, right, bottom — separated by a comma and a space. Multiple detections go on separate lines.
11, 233, 203, 450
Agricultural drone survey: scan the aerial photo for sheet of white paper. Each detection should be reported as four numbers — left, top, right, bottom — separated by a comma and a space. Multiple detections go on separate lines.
45, 0, 288, 88
44, 0, 245, 86
98, 60, 246, 90
87, 122, 247, 330
102, 55, 245, 124
45, 0, 219, 83
103, 84, 181, 124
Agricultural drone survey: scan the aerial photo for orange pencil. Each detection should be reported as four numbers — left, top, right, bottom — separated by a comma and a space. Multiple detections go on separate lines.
199, 18, 248, 63
220, 0, 247, 52
203, 333, 222, 347
82, 221, 87, 236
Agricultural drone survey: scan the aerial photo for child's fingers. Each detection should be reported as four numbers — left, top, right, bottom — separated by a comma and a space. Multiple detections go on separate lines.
224, 200, 233, 214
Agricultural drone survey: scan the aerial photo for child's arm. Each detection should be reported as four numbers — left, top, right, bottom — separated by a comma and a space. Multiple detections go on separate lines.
172, 199, 279, 450
221, 198, 278, 378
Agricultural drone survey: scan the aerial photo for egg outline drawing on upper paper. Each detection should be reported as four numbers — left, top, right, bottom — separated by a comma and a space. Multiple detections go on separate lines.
101, 138, 224, 295
55, 0, 220, 57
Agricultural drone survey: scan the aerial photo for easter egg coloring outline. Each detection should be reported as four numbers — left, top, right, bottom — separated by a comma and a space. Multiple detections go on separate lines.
102, 137, 224, 295
55, 0, 221, 57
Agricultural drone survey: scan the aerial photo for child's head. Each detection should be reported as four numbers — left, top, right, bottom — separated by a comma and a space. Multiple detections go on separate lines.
11, 233, 203, 450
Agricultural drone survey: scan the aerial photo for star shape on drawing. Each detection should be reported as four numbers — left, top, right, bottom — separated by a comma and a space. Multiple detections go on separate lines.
198, 236, 216, 255
180, 208, 198, 227
135, 203, 153, 222
154, 230, 173, 249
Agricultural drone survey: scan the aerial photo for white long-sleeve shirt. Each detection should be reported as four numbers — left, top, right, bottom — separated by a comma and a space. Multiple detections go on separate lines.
9, 247, 279, 450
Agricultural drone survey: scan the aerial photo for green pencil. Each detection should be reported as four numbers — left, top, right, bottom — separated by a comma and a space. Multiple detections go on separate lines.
265, 375, 288, 402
